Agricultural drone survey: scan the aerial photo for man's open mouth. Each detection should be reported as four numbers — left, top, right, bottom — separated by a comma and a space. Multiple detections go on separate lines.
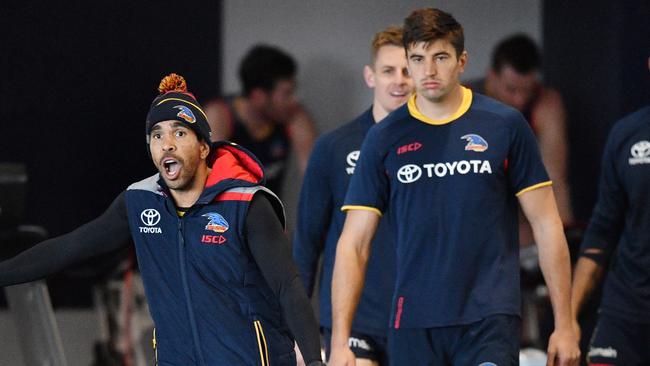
162, 158, 181, 179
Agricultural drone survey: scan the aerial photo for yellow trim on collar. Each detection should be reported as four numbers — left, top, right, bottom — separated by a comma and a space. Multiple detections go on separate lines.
156, 97, 208, 121
341, 205, 383, 217
407, 86, 473, 125
516, 180, 553, 197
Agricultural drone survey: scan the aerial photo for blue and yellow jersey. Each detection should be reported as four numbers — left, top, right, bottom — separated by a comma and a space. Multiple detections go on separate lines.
581, 105, 650, 323
293, 108, 396, 335
344, 87, 550, 328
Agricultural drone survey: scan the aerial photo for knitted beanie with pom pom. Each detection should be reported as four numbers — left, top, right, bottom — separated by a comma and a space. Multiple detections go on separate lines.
145, 73, 211, 145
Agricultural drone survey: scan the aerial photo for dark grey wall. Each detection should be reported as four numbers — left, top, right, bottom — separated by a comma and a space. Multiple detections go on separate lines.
222, 1, 543, 227
544, 0, 650, 220
222, 0, 542, 134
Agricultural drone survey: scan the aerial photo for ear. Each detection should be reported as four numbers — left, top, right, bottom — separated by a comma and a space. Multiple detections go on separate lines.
487, 68, 498, 83
200, 140, 210, 160
457, 50, 468, 74
363, 65, 376, 88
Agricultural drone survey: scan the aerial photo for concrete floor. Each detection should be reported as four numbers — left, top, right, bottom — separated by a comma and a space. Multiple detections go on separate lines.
0, 310, 99, 366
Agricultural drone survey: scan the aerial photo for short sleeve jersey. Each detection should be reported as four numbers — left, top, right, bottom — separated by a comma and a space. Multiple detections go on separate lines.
293, 108, 395, 335
344, 87, 550, 328
580, 105, 650, 322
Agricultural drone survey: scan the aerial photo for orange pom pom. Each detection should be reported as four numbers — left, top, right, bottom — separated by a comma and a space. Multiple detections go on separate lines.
158, 73, 187, 94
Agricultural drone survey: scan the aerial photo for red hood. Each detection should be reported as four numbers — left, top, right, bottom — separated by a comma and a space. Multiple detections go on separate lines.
205, 143, 264, 188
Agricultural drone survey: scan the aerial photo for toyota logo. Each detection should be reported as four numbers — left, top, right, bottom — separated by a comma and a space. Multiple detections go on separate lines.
397, 164, 422, 183
631, 140, 650, 158
346, 150, 360, 167
140, 209, 161, 226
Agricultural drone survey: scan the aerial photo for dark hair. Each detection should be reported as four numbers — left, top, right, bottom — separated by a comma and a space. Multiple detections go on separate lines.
491, 34, 540, 74
238, 44, 297, 96
403, 8, 464, 58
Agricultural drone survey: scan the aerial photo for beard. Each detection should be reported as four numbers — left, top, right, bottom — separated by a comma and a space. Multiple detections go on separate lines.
157, 154, 199, 192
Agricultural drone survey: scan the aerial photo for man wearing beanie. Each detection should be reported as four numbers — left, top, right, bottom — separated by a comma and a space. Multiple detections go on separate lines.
0, 74, 324, 366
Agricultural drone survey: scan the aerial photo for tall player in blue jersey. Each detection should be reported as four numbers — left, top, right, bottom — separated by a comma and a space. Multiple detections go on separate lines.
293, 26, 412, 365
570, 58, 650, 366
329, 8, 580, 366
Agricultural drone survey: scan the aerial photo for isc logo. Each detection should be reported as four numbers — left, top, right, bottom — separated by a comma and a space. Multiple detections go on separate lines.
201, 235, 227, 245
397, 142, 422, 155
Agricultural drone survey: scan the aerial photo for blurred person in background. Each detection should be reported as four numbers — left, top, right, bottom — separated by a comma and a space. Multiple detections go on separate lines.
203, 44, 316, 195
468, 34, 574, 246
293, 26, 413, 366
571, 57, 650, 366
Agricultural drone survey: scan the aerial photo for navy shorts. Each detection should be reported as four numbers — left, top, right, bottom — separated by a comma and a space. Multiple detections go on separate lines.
322, 327, 388, 365
388, 314, 520, 366
587, 314, 650, 365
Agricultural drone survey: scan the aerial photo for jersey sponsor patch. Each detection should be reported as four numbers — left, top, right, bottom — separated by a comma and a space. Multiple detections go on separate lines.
397, 160, 493, 183
461, 134, 488, 152
397, 142, 422, 155
346, 150, 360, 175
201, 234, 227, 245
629, 140, 650, 165
139, 209, 162, 234
397, 164, 422, 183
203, 212, 229, 233
173, 105, 196, 123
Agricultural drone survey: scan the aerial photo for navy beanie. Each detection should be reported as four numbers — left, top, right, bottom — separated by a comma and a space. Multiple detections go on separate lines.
145, 74, 211, 144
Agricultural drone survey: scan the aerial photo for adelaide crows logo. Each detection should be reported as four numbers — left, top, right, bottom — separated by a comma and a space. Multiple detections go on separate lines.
202, 213, 229, 233
173, 105, 196, 123
461, 134, 488, 152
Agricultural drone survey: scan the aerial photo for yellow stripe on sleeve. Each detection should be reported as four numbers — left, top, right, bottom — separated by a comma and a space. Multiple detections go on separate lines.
253, 321, 266, 366
340, 205, 383, 217
257, 321, 270, 366
515, 180, 553, 196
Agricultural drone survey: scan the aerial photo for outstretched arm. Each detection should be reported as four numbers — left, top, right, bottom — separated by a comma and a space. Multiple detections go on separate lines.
519, 186, 579, 366
329, 209, 380, 366
0, 192, 131, 287
246, 193, 323, 366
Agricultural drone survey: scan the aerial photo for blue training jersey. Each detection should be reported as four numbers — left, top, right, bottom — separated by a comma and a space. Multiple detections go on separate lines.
293, 107, 396, 335
580, 105, 650, 323
344, 87, 550, 328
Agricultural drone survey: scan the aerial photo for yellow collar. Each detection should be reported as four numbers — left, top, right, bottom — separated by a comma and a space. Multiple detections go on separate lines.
407, 86, 472, 125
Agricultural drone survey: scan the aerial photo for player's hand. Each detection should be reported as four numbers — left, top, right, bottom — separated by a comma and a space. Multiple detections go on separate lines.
546, 327, 580, 366
328, 345, 356, 366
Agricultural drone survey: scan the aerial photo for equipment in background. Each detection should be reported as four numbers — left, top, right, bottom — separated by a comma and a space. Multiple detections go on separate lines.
0, 163, 26, 230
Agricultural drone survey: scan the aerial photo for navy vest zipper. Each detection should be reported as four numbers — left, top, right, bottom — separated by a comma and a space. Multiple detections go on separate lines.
178, 218, 206, 366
